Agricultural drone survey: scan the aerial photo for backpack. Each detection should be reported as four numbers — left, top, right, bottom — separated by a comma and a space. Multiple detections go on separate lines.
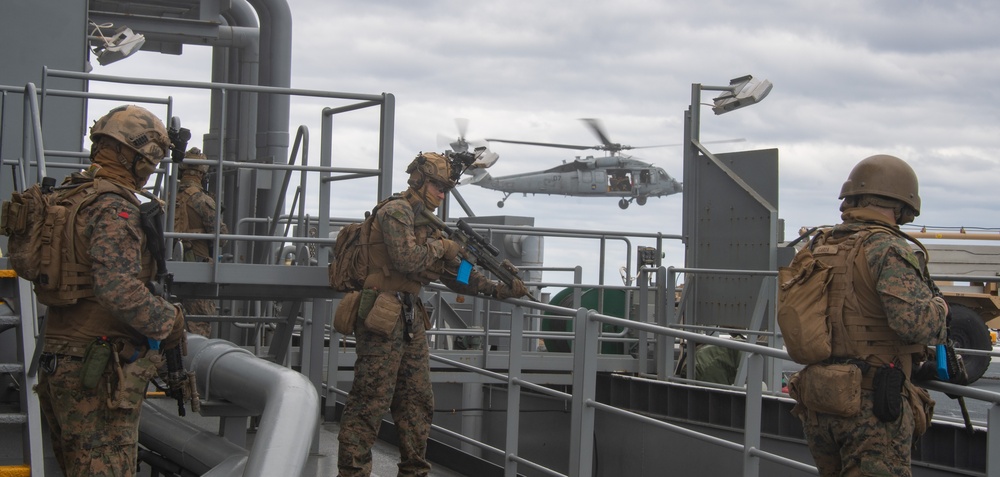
328, 196, 400, 292
328, 218, 372, 292
778, 226, 902, 365
1, 176, 135, 306
777, 232, 835, 364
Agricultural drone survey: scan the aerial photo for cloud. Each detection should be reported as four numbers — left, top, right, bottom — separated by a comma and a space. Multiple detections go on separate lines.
83, 0, 1000, 284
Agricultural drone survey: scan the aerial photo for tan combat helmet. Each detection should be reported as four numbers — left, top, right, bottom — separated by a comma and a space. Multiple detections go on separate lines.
90, 104, 171, 164
839, 154, 920, 215
406, 152, 454, 190
180, 147, 210, 175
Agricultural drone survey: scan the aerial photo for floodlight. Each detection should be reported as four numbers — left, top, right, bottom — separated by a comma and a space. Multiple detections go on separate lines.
93, 26, 146, 66
711, 75, 772, 115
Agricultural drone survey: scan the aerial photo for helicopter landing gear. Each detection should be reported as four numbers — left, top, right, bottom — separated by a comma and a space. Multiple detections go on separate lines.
636, 196, 647, 206
497, 192, 511, 208
618, 198, 630, 210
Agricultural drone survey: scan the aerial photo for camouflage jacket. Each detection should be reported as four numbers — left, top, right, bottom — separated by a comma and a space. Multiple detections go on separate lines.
834, 208, 947, 347
175, 179, 227, 261
366, 190, 496, 297
45, 192, 179, 347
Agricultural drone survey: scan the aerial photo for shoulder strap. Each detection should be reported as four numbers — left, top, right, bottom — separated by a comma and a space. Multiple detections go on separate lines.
365, 194, 406, 280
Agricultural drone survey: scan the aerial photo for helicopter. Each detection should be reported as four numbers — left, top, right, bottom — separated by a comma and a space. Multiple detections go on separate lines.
447, 118, 684, 210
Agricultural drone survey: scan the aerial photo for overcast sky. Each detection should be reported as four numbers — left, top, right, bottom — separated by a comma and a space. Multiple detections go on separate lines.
89, 0, 1000, 284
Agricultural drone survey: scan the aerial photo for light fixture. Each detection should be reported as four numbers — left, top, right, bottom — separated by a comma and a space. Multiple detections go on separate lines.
90, 22, 146, 66
710, 75, 772, 115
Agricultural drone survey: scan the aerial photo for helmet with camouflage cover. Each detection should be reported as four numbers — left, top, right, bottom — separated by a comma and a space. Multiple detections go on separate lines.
406, 152, 455, 190
180, 147, 210, 175
839, 154, 920, 215
90, 104, 171, 164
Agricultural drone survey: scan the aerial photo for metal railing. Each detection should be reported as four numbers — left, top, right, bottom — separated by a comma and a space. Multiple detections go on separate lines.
323, 263, 1000, 477
8, 72, 1000, 477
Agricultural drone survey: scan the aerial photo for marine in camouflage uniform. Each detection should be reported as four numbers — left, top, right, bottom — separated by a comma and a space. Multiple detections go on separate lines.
34, 105, 186, 477
794, 155, 948, 477
337, 152, 529, 477
174, 147, 228, 338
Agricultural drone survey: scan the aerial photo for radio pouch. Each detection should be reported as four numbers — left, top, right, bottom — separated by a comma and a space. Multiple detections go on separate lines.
872, 364, 905, 422
81, 337, 112, 389
358, 288, 378, 321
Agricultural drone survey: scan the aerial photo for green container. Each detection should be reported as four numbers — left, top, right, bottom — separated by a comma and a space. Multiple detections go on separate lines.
541, 288, 626, 354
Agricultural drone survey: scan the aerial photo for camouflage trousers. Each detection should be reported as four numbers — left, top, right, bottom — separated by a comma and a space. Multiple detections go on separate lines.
35, 356, 144, 477
801, 390, 915, 477
338, 312, 434, 477
183, 298, 216, 338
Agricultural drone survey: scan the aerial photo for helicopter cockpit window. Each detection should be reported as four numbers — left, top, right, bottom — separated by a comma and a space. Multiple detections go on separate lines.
640, 170, 651, 184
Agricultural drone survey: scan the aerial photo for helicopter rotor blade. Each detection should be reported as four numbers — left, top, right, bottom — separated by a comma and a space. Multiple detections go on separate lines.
630, 138, 748, 149
485, 138, 592, 151
455, 118, 469, 140
437, 133, 456, 149
581, 118, 615, 149
702, 138, 747, 145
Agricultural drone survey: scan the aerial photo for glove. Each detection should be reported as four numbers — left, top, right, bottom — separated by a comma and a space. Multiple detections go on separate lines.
438, 239, 461, 261
162, 304, 187, 352
913, 343, 969, 386
495, 279, 529, 300
943, 343, 969, 386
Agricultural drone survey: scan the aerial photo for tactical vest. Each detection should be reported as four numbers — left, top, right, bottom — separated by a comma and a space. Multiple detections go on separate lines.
7, 178, 150, 306
174, 184, 203, 232
817, 225, 925, 377
44, 186, 159, 347
363, 194, 426, 295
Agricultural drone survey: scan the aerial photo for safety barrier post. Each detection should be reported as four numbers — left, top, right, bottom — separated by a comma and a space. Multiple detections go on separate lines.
989, 402, 1000, 477
743, 353, 764, 477
504, 304, 525, 477
569, 307, 598, 477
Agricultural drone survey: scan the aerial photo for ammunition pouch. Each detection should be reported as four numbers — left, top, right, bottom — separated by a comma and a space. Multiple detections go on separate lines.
788, 363, 862, 417
333, 290, 361, 335
364, 291, 401, 337
905, 380, 935, 437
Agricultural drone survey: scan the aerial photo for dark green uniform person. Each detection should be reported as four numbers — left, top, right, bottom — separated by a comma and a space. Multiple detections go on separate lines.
791, 154, 948, 476
337, 152, 529, 477
34, 105, 186, 477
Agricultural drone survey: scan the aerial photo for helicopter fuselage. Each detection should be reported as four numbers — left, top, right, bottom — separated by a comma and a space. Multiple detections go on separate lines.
471, 155, 681, 201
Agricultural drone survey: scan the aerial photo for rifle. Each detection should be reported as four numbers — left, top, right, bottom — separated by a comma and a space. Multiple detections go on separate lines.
138, 200, 200, 416
912, 243, 973, 432
419, 208, 538, 302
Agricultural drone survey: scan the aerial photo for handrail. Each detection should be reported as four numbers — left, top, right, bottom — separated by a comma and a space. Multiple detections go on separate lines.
398, 267, 1000, 477
21, 83, 45, 189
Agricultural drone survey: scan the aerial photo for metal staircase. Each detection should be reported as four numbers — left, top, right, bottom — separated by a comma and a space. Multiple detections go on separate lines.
0, 265, 45, 477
